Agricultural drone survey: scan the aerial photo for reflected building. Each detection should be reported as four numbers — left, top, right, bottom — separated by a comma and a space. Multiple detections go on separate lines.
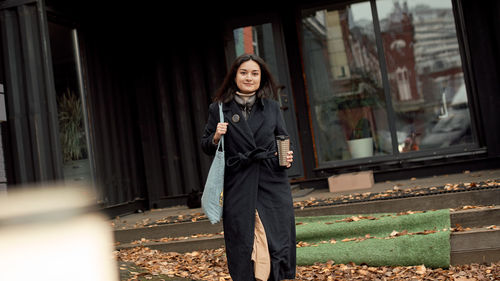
380, 2, 421, 106
378, 0, 471, 151
413, 4, 465, 113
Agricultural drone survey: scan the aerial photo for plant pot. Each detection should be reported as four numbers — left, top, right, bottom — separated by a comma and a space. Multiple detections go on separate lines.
347, 137, 373, 159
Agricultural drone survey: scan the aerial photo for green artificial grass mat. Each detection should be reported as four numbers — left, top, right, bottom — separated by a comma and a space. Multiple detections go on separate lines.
295, 209, 451, 268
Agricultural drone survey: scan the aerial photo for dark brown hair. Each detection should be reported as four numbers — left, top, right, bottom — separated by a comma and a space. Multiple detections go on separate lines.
213, 53, 278, 102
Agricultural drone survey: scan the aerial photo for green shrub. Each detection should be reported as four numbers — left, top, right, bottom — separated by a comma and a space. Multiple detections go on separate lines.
58, 89, 87, 163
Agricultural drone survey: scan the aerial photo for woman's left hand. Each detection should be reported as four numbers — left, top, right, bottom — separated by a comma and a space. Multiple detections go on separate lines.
286, 150, 294, 168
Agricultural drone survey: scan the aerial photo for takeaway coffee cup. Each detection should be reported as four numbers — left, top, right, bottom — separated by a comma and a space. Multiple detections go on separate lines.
276, 135, 290, 166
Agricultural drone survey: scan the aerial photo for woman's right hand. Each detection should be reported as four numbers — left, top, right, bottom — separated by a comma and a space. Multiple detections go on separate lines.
213, 122, 228, 144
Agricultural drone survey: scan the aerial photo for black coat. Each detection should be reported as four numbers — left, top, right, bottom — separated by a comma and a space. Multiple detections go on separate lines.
201, 98, 296, 281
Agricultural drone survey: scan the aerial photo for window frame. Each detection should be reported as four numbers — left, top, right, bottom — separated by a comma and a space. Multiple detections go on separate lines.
297, 0, 484, 170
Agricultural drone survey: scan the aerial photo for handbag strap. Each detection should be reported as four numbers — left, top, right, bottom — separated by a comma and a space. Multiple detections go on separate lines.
218, 102, 224, 152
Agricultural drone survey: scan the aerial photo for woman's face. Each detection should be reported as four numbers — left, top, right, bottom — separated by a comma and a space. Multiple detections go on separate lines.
235, 60, 261, 94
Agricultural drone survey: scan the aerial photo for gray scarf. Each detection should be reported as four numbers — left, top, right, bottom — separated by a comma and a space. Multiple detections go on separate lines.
234, 92, 256, 120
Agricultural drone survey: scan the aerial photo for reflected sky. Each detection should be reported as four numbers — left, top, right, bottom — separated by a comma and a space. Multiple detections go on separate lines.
351, 0, 453, 22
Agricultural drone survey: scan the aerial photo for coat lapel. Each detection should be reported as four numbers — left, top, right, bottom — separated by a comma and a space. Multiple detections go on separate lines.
224, 100, 256, 148
247, 99, 265, 138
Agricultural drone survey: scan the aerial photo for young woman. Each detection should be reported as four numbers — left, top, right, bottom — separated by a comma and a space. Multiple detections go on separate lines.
201, 54, 296, 281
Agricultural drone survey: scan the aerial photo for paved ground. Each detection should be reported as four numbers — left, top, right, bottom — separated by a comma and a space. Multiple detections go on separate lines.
111, 168, 500, 230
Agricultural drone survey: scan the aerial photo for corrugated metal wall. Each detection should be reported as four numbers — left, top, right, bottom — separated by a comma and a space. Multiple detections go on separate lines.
81, 31, 148, 208
0, 0, 63, 183
145, 43, 226, 208
0, 0, 227, 211
79, 16, 226, 209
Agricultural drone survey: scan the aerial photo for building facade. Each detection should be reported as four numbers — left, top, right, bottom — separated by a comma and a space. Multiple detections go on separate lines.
1, 0, 499, 215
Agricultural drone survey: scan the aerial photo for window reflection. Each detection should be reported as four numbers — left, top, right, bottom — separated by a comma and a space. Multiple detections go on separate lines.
233, 23, 280, 77
377, 0, 473, 152
301, 0, 475, 164
302, 2, 391, 162
48, 22, 92, 185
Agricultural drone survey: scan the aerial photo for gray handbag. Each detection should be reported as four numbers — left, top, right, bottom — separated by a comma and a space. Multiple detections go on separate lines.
201, 102, 225, 224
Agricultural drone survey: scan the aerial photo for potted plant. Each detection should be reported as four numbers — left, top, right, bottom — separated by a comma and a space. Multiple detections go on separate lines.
347, 117, 374, 159
58, 88, 91, 183
58, 88, 87, 163
335, 78, 382, 159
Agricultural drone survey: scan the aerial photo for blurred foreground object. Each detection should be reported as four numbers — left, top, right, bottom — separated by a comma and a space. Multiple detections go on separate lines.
0, 184, 118, 281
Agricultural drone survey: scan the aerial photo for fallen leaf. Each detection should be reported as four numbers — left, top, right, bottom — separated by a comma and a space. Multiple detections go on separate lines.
415, 265, 426, 275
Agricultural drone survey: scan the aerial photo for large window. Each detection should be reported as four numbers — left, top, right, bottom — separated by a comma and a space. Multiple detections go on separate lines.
301, 0, 475, 165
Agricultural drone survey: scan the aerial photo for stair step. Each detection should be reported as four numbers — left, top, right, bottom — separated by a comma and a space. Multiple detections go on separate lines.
113, 188, 500, 266
295, 188, 500, 217
452, 227, 500, 251
115, 210, 500, 265
116, 226, 500, 266
116, 234, 225, 253
114, 204, 500, 245
114, 220, 222, 245
451, 227, 500, 265
450, 206, 500, 228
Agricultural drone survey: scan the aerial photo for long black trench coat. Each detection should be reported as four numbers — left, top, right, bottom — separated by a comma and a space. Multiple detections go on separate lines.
201, 98, 296, 281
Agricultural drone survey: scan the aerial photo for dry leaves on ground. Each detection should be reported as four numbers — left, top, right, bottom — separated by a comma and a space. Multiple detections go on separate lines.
116, 246, 500, 280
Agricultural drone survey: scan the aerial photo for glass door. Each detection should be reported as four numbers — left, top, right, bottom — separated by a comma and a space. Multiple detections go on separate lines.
48, 21, 95, 187
224, 18, 304, 178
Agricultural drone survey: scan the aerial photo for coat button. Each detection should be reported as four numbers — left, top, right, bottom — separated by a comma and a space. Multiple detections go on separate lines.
232, 114, 240, 123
